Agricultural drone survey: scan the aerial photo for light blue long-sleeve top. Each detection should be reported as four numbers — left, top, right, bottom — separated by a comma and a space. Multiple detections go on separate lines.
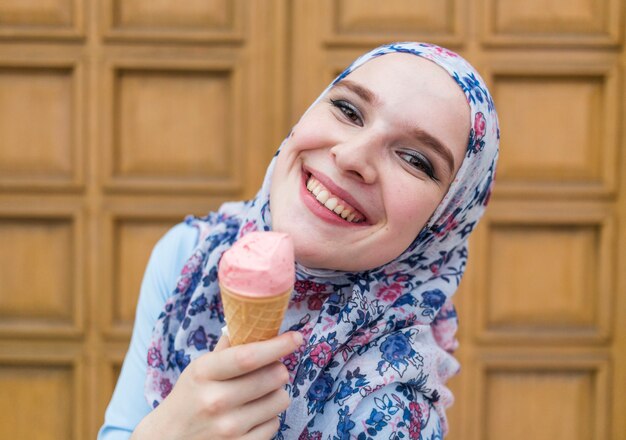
98, 222, 199, 439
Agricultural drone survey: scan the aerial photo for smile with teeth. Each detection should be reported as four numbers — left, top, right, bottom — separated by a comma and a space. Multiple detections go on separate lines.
305, 175, 365, 223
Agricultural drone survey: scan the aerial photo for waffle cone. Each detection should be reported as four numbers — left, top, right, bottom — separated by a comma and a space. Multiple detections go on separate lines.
219, 282, 292, 346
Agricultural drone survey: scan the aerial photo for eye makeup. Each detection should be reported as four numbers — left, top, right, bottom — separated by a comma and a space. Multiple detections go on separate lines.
329, 98, 363, 126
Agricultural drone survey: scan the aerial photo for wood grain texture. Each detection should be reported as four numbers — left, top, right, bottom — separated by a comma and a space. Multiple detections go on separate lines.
481, 0, 623, 46
0, 0, 84, 40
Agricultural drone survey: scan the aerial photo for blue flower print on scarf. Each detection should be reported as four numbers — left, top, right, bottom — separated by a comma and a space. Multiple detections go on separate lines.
186, 325, 208, 350
451, 71, 495, 113
377, 330, 423, 377
335, 406, 356, 440
307, 372, 335, 414
420, 289, 447, 320
334, 367, 369, 406
364, 408, 390, 436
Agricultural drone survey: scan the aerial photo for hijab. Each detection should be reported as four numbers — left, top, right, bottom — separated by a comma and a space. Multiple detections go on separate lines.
145, 42, 499, 438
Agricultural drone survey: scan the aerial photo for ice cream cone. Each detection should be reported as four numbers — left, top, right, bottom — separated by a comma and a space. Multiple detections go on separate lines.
220, 283, 292, 346
218, 231, 295, 346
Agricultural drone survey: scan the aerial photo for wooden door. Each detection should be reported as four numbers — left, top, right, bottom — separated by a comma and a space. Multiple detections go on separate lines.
0, 1, 285, 438
0, 1, 624, 439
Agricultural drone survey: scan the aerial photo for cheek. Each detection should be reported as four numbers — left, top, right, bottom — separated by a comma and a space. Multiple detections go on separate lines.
385, 183, 443, 236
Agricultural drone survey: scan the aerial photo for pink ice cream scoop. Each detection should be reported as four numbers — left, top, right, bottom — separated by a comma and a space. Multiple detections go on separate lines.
218, 231, 295, 296
218, 231, 295, 345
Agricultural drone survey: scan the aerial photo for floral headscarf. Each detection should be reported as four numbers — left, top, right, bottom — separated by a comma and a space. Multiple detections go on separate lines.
145, 42, 499, 438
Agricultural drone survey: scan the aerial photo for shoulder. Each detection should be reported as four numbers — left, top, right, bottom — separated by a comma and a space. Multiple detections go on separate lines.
153, 222, 199, 259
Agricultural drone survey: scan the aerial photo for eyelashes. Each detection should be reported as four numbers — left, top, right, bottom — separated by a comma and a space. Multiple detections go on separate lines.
328, 97, 439, 182
396, 149, 438, 181
330, 99, 363, 126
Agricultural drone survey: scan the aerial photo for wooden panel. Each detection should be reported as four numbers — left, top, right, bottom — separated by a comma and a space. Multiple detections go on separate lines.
0, 60, 84, 191
0, 219, 72, 320
0, 343, 83, 440
485, 56, 619, 197
0, 206, 84, 337
0, 364, 73, 439
473, 201, 614, 343
489, 372, 592, 439
475, 351, 610, 440
0, 0, 83, 39
482, 0, 622, 46
498, 77, 602, 179
490, 225, 598, 325
102, 0, 243, 42
102, 57, 243, 194
327, 0, 463, 46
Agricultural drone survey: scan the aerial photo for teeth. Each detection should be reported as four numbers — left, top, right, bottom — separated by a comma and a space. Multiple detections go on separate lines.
316, 190, 329, 204
306, 175, 363, 223
324, 198, 338, 210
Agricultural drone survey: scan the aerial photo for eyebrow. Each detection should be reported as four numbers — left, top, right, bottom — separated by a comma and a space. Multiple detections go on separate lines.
333, 79, 380, 106
334, 79, 456, 176
410, 127, 456, 176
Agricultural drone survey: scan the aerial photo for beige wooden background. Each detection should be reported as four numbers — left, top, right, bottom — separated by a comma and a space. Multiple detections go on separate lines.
0, 1, 624, 439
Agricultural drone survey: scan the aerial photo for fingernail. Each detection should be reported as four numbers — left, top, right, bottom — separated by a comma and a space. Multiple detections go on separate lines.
292, 331, 304, 346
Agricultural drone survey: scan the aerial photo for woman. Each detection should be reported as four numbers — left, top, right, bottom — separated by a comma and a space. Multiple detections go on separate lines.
100, 42, 499, 439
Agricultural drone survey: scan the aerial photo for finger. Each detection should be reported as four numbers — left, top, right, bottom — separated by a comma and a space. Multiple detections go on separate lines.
213, 331, 231, 352
234, 388, 291, 434
227, 361, 289, 407
201, 331, 303, 381
240, 416, 281, 440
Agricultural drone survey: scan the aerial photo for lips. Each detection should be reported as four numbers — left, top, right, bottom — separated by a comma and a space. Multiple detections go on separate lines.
301, 166, 368, 225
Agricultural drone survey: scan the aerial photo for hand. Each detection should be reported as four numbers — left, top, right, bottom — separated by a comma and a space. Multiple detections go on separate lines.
132, 331, 303, 440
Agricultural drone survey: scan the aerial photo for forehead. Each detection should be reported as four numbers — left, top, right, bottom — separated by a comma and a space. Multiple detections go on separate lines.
344, 53, 467, 104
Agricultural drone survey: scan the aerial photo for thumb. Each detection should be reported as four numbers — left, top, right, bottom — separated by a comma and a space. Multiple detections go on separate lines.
213, 327, 231, 352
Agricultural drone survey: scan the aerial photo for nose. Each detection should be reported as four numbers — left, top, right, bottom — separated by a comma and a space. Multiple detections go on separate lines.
329, 133, 379, 184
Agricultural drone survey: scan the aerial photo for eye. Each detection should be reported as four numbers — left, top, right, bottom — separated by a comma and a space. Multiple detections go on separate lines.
330, 99, 363, 127
397, 149, 438, 181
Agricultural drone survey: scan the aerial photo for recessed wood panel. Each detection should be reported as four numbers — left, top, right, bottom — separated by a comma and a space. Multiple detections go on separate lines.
486, 369, 593, 440
496, 75, 602, 183
488, 224, 598, 328
112, 219, 176, 326
115, 69, 231, 178
474, 353, 610, 440
482, 0, 621, 46
0, 364, 73, 439
103, 0, 242, 42
114, 0, 232, 29
495, 0, 601, 33
0, 0, 83, 39
333, 0, 458, 36
0, 0, 73, 26
0, 218, 74, 325
473, 201, 615, 343
0, 66, 75, 182
104, 61, 243, 193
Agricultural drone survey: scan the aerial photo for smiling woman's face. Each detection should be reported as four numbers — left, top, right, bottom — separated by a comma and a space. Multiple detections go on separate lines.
270, 53, 470, 271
